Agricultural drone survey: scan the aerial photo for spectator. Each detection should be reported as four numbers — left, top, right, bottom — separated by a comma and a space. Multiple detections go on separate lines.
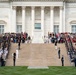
22, 37, 25, 43
0, 53, 5, 66
71, 56, 76, 67
27, 36, 31, 43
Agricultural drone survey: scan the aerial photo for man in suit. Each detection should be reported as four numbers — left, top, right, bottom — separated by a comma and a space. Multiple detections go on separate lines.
55, 40, 57, 50
18, 37, 21, 50
13, 53, 16, 66
61, 55, 64, 66
18, 41, 20, 50
58, 47, 60, 59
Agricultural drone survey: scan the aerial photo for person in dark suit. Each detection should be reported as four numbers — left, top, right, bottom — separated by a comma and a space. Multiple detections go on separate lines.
55, 40, 57, 50
13, 53, 16, 66
18, 36, 21, 49
0, 53, 5, 66
61, 55, 64, 66
58, 47, 60, 59
18, 37, 21, 50
2, 41, 6, 53
18, 41, 20, 50
71, 57, 76, 67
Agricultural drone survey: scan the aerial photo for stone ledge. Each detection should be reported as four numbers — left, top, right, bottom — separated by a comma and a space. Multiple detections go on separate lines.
27, 66, 49, 69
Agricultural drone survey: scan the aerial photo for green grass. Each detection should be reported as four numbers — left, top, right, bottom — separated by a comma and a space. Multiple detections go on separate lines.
0, 66, 76, 75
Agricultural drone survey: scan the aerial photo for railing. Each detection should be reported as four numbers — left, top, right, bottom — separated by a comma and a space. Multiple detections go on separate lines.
65, 35, 76, 60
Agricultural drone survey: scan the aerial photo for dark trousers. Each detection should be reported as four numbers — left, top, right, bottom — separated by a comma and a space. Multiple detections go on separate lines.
58, 54, 60, 59
13, 59, 16, 66
75, 62, 76, 67
62, 61, 64, 66
1, 60, 5, 66
18, 45, 20, 50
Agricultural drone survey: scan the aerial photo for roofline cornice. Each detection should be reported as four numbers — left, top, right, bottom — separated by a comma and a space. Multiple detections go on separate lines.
11, 0, 64, 2
0, 0, 76, 3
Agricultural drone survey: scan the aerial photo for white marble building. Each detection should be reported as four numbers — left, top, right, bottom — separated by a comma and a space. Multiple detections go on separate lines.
0, 0, 76, 43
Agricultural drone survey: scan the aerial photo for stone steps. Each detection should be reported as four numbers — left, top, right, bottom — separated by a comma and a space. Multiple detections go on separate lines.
6, 43, 71, 66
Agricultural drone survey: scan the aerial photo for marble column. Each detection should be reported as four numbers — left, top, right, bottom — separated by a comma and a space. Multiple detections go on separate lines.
41, 6, 44, 37
22, 6, 26, 33
31, 6, 35, 37
63, 2, 66, 32
50, 6, 54, 33
59, 6, 63, 33
12, 6, 16, 33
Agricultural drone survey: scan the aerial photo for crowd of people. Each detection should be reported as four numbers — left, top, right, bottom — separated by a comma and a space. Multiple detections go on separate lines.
44, 32, 65, 43
0, 32, 31, 66
63, 33, 76, 67
70, 33, 76, 43
0, 34, 11, 66
10, 32, 31, 43
45, 32, 76, 67
0, 32, 76, 67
